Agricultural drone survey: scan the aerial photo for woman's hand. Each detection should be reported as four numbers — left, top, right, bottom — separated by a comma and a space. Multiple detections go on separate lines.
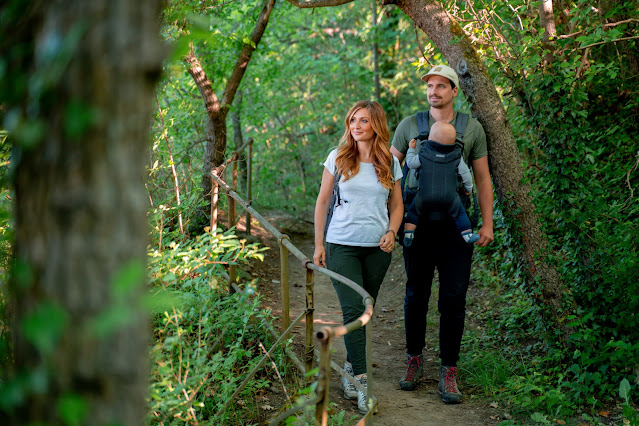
379, 230, 395, 253
313, 245, 327, 267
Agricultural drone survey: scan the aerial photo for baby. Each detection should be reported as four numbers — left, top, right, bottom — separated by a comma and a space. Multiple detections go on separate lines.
403, 121, 480, 246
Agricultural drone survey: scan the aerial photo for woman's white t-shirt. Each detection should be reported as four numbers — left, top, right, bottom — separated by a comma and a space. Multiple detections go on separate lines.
324, 149, 403, 247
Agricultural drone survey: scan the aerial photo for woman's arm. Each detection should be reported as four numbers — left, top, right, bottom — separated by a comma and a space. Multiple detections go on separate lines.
313, 167, 335, 266
379, 179, 404, 252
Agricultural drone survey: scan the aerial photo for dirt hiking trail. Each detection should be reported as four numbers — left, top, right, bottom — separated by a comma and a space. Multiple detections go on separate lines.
251, 211, 501, 425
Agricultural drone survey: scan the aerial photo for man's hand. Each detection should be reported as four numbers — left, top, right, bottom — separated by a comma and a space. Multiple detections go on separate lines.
475, 225, 494, 247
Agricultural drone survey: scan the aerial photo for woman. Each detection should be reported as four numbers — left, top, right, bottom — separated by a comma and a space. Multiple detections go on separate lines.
313, 100, 403, 414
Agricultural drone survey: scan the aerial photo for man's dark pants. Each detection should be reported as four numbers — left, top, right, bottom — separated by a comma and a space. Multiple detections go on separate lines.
403, 214, 474, 367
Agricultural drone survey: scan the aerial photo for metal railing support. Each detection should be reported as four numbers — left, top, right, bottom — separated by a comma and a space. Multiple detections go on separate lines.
211, 170, 220, 233
215, 310, 308, 419
305, 266, 315, 375
365, 322, 375, 424
279, 235, 291, 337
246, 138, 253, 235
230, 160, 237, 226
228, 162, 238, 288
314, 333, 333, 426
211, 172, 378, 425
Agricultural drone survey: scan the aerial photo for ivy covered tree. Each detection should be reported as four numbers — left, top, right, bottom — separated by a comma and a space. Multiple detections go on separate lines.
0, 0, 163, 423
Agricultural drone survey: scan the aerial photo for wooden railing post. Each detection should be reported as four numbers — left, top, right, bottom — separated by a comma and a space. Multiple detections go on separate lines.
246, 138, 253, 235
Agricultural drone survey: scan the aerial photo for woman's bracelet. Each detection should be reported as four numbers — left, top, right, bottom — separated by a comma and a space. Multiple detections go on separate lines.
386, 229, 396, 239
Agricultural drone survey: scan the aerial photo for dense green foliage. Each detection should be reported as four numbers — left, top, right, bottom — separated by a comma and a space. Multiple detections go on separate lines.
445, 0, 639, 421
148, 0, 638, 421
1, 0, 637, 423
146, 229, 296, 424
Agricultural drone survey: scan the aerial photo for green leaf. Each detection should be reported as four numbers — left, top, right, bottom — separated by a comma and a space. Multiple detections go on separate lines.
21, 301, 69, 355
87, 305, 134, 338
14, 119, 46, 149
112, 260, 145, 298
64, 100, 98, 140
620, 378, 631, 403
57, 393, 88, 426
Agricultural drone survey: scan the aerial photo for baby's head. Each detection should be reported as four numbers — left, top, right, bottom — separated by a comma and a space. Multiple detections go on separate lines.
429, 121, 456, 145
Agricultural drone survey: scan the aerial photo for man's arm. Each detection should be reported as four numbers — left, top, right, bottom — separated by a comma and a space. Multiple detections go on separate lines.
471, 156, 494, 247
391, 145, 405, 163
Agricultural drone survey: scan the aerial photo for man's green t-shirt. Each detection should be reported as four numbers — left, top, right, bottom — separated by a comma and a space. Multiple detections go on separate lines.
391, 111, 488, 165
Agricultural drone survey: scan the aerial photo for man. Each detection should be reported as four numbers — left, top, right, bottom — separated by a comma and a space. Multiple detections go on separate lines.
390, 64, 494, 404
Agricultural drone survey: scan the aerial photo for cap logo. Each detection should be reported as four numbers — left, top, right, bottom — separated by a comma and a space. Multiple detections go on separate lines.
433, 67, 442, 71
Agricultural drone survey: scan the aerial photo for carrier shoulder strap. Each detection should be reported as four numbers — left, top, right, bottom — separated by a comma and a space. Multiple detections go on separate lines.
416, 111, 431, 136
453, 112, 469, 150
417, 111, 469, 141
333, 166, 342, 206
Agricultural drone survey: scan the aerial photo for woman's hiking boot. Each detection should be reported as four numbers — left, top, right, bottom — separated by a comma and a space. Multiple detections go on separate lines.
399, 354, 423, 390
356, 375, 375, 414
341, 363, 358, 400
438, 366, 462, 404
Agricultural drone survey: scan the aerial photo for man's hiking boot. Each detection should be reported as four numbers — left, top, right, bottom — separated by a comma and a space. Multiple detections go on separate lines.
438, 366, 462, 404
341, 363, 358, 400
399, 354, 423, 391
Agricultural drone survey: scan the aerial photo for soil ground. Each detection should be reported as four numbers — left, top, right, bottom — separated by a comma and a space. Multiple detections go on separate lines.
245, 210, 502, 425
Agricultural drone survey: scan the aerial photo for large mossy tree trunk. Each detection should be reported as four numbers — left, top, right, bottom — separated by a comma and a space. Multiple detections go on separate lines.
384, 0, 574, 336
2, 0, 163, 423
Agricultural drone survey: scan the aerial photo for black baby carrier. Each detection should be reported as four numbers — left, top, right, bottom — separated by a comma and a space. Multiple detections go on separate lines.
397, 111, 478, 244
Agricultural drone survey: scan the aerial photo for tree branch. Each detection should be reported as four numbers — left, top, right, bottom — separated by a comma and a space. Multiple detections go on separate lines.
574, 35, 639, 51
284, 0, 356, 7
221, 0, 276, 106
184, 51, 221, 121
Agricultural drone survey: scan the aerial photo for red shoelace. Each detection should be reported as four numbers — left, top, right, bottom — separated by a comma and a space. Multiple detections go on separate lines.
443, 366, 460, 392
405, 356, 423, 380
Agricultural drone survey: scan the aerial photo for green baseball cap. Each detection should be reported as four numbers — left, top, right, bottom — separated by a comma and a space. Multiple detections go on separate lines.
421, 64, 459, 88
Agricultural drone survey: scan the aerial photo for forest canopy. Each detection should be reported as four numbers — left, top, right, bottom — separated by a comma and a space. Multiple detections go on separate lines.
1, 0, 638, 423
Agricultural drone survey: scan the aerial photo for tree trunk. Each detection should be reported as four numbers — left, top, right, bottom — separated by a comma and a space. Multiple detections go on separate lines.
232, 92, 247, 195
184, 52, 227, 211
372, 0, 382, 101
3, 0, 163, 423
539, 0, 557, 64
385, 0, 573, 335
185, 0, 275, 226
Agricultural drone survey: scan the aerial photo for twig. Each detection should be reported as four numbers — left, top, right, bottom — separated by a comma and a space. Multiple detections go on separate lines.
259, 341, 292, 405
156, 95, 185, 236
284, 0, 355, 8
575, 35, 639, 51
626, 151, 639, 200
558, 18, 639, 39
